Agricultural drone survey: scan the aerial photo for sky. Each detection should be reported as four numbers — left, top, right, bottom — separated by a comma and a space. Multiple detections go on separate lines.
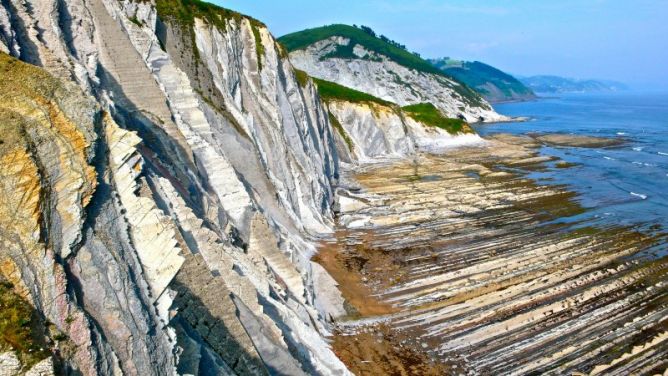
215, 0, 668, 89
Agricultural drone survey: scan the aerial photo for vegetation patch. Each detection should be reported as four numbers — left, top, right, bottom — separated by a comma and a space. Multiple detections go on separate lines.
294, 69, 309, 88
328, 111, 354, 151
128, 15, 143, 27
279, 24, 488, 107
155, 0, 264, 29
402, 103, 470, 135
251, 24, 264, 71
313, 78, 392, 106
0, 281, 50, 369
430, 59, 534, 99
155, 0, 265, 67
321, 41, 357, 60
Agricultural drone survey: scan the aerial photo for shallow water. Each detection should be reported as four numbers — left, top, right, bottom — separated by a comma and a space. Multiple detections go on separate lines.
478, 92, 668, 230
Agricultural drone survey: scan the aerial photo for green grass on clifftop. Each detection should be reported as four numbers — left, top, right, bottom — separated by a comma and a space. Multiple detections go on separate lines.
279, 25, 488, 108
279, 24, 440, 76
313, 78, 392, 106
402, 103, 471, 135
156, 0, 264, 28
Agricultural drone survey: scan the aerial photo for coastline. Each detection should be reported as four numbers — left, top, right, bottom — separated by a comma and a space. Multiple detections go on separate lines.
315, 133, 668, 375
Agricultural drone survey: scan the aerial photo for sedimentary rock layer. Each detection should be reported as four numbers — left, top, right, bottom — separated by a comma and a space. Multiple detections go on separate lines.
288, 36, 508, 123
326, 99, 484, 165
0, 0, 351, 372
324, 135, 668, 375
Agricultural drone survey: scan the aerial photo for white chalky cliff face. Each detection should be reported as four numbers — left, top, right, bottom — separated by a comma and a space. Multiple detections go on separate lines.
0, 0, 350, 374
288, 36, 509, 123
327, 99, 485, 165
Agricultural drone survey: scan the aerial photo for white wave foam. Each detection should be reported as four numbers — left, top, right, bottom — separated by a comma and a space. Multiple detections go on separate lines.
603, 156, 615, 161
658, 152, 668, 156
632, 147, 644, 151
617, 132, 627, 136
630, 192, 648, 200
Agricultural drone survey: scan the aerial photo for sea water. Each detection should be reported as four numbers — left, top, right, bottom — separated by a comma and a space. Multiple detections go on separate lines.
476, 92, 668, 231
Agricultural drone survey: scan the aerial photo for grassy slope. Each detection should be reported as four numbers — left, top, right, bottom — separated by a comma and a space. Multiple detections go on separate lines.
402, 103, 471, 135
431, 59, 534, 100
155, 0, 264, 28
278, 24, 486, 108
0, 281, 50, 368
313, 77, 393, 106
311, 75, 470, 135
280, 24, 440, 75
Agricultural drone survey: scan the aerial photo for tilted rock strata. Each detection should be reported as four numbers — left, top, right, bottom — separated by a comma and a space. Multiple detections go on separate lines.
288, 36, 508, 123
0, 0, 351, 372
325, 138, 668, 375
326, 99, 485, 164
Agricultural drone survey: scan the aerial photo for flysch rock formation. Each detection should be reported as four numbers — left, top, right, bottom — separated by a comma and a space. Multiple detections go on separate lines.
321, 135, 668, 375
288, 36, 509, 123
326, 99, 485, 165
0, 0, 353, 373
1, 0, 666, 375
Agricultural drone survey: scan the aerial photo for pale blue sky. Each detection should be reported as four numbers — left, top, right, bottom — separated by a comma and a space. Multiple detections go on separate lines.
215, 0, 668, 89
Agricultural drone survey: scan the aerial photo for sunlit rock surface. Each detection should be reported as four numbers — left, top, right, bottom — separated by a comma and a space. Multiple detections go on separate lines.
320, 135, 668, 375
326, 99, 485, 165
1, 0, 665, 374
0, 0, 350, 372
288, 36, 509, 123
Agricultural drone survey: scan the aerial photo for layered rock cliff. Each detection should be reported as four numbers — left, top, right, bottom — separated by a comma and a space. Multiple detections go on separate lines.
279, 25, 509, 123
325, 98, 483, 164
0, 0, 351, 373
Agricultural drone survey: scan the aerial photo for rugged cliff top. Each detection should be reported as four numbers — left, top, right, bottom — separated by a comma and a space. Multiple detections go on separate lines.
280, 24, 438, 75
155, 0, 264, 27
279, 24, 486, 108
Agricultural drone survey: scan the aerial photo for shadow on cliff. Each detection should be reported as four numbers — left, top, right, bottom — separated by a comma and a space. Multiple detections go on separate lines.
94, 64, 207, 218
169, 278, 270, 375
0, 0, 41, 65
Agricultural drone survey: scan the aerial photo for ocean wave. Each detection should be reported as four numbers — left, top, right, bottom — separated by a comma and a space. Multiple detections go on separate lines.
617, 132, 627, 136
630, 192, 648, 200
603, 156, 615, 161
632, 147, 644, 151
658, 152, 668, 156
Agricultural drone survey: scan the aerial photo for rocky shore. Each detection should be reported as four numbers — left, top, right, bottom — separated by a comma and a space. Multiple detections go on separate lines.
318, 134, 668, 375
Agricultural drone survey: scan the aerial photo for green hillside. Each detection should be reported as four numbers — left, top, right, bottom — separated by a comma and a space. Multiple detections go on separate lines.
430, 59, 535, 102
310, 76, 470, 135
279, 24, 442, 76
278, 24, 486, 107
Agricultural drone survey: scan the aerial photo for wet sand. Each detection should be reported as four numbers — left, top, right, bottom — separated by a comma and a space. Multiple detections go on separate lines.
316, 134, 668, 375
